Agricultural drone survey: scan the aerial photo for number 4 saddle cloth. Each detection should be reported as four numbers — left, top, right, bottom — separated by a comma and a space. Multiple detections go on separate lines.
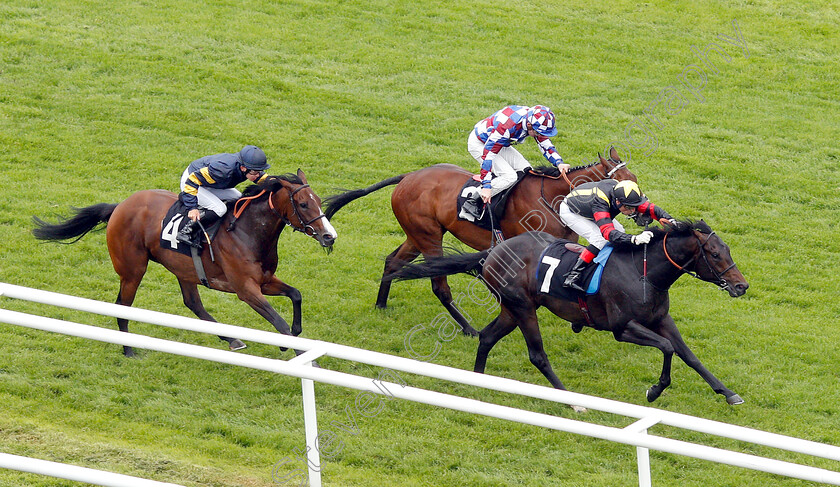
159, 198, 224, 256
536, 240, 614, 301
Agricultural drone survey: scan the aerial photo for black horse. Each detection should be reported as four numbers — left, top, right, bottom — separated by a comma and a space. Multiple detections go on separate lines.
387, 220, 749, 405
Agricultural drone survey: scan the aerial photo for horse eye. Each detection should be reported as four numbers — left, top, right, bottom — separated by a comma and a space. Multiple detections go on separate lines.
300, 202, 309, 209
711, 252, 720, 258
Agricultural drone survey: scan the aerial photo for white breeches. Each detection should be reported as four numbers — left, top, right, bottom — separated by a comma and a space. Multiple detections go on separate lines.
180, 169, 241, 217
558, 200, 625, 249
468, 132, 531, 197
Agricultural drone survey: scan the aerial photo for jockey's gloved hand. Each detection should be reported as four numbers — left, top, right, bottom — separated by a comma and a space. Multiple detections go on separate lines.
631, 231, 653, 245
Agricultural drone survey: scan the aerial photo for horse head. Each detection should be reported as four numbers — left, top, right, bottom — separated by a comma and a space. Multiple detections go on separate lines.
662, 220, 748, 297
265, 170, 337, 250
598, 146, 636, 183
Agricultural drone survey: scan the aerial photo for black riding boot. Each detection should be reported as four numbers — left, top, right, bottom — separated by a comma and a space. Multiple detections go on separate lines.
176, 210, 218, 247
459, 191, 484, 220
563, 256, 589, 292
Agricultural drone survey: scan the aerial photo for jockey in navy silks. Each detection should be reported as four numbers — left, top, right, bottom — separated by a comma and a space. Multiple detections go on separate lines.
176, 145, 270, 246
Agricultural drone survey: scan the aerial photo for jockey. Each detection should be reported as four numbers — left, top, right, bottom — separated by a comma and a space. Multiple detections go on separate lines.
176, 145, 270, 246
558, 179, 674, 291
460, 105, 571, 219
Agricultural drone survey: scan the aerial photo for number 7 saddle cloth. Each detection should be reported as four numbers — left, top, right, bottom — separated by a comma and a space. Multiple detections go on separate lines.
535, 240, 614, 301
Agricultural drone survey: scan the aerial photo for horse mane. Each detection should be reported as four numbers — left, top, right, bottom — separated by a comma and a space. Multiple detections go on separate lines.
529, 160, 604, 178
240, 173, 303, 198
649, 219, 712, 240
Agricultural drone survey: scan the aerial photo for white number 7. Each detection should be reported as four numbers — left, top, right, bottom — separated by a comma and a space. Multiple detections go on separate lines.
540, 256, 561, 293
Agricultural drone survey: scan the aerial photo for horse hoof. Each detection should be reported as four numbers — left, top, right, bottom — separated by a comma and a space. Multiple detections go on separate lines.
462, 327, 480, 337
229, 339, 247, 351
646, 387, 660, 402
726, 394, 744, 405
570, 405, 588, 413
571, 322, 584, 333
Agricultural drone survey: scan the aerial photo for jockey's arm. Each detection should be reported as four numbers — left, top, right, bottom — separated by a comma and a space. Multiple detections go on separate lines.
637, 201, 674, 225
534, 135, 570, 172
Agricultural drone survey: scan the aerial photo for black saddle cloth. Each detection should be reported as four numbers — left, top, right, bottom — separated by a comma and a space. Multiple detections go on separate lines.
535, 239, 600, 301
456, 170, 527, 231
160, 198, 224, 256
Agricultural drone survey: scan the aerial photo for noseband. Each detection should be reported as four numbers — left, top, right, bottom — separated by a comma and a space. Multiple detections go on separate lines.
662, 230, 736, 292
283, 184, 327, 236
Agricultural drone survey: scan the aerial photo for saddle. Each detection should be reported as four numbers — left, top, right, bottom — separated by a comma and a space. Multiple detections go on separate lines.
456, 170, 527, 231
536, 240, 614, 300
160, 198, 224, 256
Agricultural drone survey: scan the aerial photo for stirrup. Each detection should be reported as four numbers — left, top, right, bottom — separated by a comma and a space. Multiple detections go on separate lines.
563, 273, 586, 292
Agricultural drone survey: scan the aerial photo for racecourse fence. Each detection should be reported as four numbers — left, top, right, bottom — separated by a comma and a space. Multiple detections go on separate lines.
1, 281, 840, 487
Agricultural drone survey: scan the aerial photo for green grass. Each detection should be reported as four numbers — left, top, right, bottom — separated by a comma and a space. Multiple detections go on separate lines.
1, 0, 839, 485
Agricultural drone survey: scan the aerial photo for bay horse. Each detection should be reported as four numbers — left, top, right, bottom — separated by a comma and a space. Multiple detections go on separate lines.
324, 147, 635, 336
387, 221, 749, 405
32, 170, 337, 357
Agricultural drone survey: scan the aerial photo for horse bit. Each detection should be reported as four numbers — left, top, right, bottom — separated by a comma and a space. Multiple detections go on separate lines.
662, 230, 737, 292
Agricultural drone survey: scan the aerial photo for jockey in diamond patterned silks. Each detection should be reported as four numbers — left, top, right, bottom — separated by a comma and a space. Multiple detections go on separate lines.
461, 105, 571, 220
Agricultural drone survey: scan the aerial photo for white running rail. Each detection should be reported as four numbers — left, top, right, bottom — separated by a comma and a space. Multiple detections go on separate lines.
1, 282, 839, 487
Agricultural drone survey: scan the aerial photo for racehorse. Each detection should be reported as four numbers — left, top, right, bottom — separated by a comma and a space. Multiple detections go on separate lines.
324, 147, 635, 336
387, 221, 749, 405
32, 170, 337, 357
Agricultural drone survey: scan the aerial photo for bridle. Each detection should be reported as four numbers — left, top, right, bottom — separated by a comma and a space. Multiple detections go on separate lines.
559, 157, 627, 189
229, 184, 326, 236
662, 230, 737, 292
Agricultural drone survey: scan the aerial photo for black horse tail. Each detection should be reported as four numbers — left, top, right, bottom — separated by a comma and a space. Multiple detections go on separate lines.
386, 248, 491, 282
32, 203, 118, 243
323, 174, 407, 220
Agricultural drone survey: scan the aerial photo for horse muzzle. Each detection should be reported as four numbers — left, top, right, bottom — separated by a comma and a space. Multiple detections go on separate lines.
722, 280, 749, 297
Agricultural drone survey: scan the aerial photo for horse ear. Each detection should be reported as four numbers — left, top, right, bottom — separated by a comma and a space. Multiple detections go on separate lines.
297, 168, 308, 183
609, 146, 620, 162
598, 152, 606, 163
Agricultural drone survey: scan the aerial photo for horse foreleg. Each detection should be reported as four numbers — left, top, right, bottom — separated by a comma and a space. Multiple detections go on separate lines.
177, 279, 246, 351
474, 315, 512, 374
378, 241, 420, 309
658, 315, 743, 405
612, 320, 675, 402
261, 277, 302, 337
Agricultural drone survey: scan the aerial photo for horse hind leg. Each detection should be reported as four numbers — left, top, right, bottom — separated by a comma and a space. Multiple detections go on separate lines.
115, 277, 142, 357
178, 279, 246, 351
377, 241, 420, 309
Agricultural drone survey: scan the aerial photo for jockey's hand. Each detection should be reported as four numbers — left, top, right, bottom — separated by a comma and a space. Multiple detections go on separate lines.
556, 163, 571, 174
187, 209, 201, 221
479, 187, 492, 204
631, 231, 653, 245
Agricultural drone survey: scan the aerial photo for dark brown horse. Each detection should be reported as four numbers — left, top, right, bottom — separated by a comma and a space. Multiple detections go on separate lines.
387, 221, 748, 405
324, 147, 635, 336
32, 170, 337, 357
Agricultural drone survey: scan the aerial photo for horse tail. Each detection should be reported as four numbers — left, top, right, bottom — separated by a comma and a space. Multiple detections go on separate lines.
32, 203, 118, 243
386, 248, 491, 282
323, 174, 407, 219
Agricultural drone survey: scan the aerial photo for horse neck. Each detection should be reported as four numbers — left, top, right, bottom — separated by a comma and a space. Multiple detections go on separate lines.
539, 163, 607, 206
228, 193, 287, 251
643, 234, 699, 290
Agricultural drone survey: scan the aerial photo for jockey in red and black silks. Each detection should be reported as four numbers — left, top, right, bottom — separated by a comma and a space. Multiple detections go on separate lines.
558, 179, 674, 291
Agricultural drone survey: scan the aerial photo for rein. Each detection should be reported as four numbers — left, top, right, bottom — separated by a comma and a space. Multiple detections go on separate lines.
227, 184, 326, 235
662, 230, 736, 291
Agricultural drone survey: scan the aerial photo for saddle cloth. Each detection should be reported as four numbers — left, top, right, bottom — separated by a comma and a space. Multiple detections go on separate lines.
456, 170, 527, 230
536, 240, 615, 300
160, 199, 223, 256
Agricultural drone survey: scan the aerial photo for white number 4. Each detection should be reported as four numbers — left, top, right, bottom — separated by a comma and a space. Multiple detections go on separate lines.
162, 214, 184, 249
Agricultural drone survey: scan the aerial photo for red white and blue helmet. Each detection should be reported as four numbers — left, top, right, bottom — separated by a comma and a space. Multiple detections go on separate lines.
527, 105, 558, 137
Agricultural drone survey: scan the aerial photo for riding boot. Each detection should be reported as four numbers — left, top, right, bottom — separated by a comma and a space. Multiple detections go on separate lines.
176, 210, 218, 247
459, 191, 484, 220
563, 256, 589, 292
